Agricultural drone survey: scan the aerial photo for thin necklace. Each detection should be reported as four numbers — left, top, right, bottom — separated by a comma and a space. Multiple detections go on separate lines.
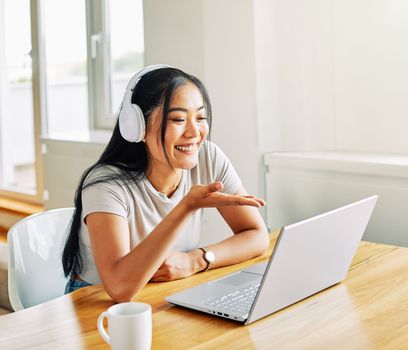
148, 171, 182, 195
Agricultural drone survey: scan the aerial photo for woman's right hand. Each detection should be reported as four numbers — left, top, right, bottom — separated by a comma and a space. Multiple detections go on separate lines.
182, 182, 266, 211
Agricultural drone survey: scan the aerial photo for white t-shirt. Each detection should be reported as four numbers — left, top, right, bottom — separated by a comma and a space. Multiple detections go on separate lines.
78, 141, 241, 284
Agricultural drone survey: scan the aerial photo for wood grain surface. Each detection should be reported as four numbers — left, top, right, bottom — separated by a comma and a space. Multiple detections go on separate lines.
0, 232, 407, 350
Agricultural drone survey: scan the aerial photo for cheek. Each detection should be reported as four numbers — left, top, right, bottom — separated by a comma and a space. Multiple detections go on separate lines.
164, 127, 181, 146
145, 133, 166, 159
201, 123, 209, 137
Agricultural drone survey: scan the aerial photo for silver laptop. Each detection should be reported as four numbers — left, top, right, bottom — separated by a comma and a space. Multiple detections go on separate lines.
166, 195, 378, 325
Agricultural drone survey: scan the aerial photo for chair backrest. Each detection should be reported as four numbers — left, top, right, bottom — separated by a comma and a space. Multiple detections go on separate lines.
7, 208, 74, 311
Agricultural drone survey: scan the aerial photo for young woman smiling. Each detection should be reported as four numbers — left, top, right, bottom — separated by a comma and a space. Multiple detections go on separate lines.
62, 66, 269, 302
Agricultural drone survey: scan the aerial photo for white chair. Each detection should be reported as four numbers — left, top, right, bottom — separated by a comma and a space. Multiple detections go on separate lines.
7, 208, 74, 311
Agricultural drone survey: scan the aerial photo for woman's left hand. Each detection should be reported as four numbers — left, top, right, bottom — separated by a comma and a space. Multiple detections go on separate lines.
150, 251, 201, 282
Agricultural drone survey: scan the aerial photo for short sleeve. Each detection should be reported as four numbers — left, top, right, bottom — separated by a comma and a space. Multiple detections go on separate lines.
203, 141, 242, 195
81, 168, 130, 221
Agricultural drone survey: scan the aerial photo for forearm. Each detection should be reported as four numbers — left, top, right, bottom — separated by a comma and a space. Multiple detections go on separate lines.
106, 200, 194, 301
190, 228, 270, 273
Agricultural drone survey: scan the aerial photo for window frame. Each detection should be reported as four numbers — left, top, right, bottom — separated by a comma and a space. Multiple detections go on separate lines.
0, 0, 142, 203
86, 0, 115, 130
0, 0, 45, 204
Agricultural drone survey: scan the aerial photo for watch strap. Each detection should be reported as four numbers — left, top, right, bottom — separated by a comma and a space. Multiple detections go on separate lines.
199, 247, 212, 272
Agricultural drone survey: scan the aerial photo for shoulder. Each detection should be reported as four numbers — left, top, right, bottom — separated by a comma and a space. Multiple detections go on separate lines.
193, 140, 233, 182
87, 164, 123, 177
81, 165, 134, 216
199, 140, 227, 160
84, 164, 128, 187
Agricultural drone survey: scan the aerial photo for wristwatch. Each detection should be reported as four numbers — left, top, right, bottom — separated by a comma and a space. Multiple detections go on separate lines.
199, 247, 216, 272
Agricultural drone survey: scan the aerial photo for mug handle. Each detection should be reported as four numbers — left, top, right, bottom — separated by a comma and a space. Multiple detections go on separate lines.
97, 311, 110, 345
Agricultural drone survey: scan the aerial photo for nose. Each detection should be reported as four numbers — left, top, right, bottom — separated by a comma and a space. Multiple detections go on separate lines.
184, 119, 200, 137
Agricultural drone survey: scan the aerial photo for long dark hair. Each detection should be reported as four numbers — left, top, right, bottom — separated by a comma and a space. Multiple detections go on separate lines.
62, 67, 212, 278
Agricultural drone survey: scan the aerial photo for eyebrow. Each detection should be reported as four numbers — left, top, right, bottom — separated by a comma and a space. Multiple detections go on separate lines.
168, 106, 205, 113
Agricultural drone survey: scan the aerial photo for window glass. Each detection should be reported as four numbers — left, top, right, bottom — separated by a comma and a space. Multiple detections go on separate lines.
0, 0, 36, 192
43, 0, 89, 136
108, 0, 144, 114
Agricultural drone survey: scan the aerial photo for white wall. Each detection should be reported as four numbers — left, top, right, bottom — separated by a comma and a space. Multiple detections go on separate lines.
333, 0, 408, 153
143, 0, 205, 78
254, 0, 336, 152
255, 0, 408, 153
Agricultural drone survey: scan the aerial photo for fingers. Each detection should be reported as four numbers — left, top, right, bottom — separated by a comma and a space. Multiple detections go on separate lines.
150, 269, 183, 282
205, 181, 223, 194
242, 195, 266, 206
256, 198, 266, 206
151, 275, 172, 282
205, 184, 266, 206
150, 268, 169, 282
150, 255, 185, 282
186, 184, 266, 210
150, 270, 161, 280
238, 197, 263, 207
150, 275, 165, 282
214, 193, 266, 207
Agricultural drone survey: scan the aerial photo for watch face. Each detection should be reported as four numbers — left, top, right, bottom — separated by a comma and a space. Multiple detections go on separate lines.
205, 250, 216, 263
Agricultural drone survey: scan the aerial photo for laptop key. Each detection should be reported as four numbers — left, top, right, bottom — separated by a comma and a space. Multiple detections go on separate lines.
203, 283, 260, 314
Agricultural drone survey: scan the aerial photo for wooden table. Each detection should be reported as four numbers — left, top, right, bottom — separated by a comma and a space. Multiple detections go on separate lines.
1, 233, 408, 349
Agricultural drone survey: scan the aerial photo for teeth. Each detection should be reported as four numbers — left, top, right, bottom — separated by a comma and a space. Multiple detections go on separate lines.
175, 144, 197, 152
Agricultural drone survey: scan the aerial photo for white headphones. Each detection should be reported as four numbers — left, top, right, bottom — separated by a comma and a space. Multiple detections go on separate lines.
118, 64, 173, 143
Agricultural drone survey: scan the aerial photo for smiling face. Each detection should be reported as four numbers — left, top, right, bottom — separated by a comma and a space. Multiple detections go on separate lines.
144, 82, 209, 175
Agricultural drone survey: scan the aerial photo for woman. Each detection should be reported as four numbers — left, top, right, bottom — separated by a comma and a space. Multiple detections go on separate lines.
62, 65, 269, 302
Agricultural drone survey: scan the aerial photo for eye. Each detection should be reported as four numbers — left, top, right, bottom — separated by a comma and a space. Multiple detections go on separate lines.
170, 118, 185, 122
197, 116, 208, 121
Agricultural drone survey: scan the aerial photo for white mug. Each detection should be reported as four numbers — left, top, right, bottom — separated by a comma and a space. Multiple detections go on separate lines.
97, 302, 152, 350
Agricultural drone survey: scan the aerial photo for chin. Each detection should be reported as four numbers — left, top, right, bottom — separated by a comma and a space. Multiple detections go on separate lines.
173, 158, 199, 170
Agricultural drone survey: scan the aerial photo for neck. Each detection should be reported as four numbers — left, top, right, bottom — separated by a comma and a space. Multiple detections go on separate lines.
146, 167, 183, 197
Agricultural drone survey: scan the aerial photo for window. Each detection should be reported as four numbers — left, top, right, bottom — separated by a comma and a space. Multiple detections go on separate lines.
43, 0, 89, 136
0, 0, 37, 195
0, 0, 144, 202
89, 0, 144, 129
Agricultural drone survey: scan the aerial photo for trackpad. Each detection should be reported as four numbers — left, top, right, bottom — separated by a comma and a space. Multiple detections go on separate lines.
220, 272, 262, 286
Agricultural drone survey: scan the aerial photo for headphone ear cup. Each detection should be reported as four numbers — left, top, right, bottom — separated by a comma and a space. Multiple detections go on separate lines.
119, 100, 146, 143
118, 64, 172, 142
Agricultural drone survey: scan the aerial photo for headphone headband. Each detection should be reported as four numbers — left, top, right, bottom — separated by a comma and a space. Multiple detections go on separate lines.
125, 64, 173, 92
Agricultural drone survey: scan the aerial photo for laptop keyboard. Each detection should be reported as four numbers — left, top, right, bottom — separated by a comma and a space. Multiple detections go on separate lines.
203, 283, 261, 314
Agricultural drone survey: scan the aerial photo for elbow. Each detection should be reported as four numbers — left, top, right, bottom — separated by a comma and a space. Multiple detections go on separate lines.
100, 261, 149, 303
111, 295, 133, 304
103, 276, 144, 303
105, 284, 139, 303
255, 227, 270, 256
255, 242, 269, 258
